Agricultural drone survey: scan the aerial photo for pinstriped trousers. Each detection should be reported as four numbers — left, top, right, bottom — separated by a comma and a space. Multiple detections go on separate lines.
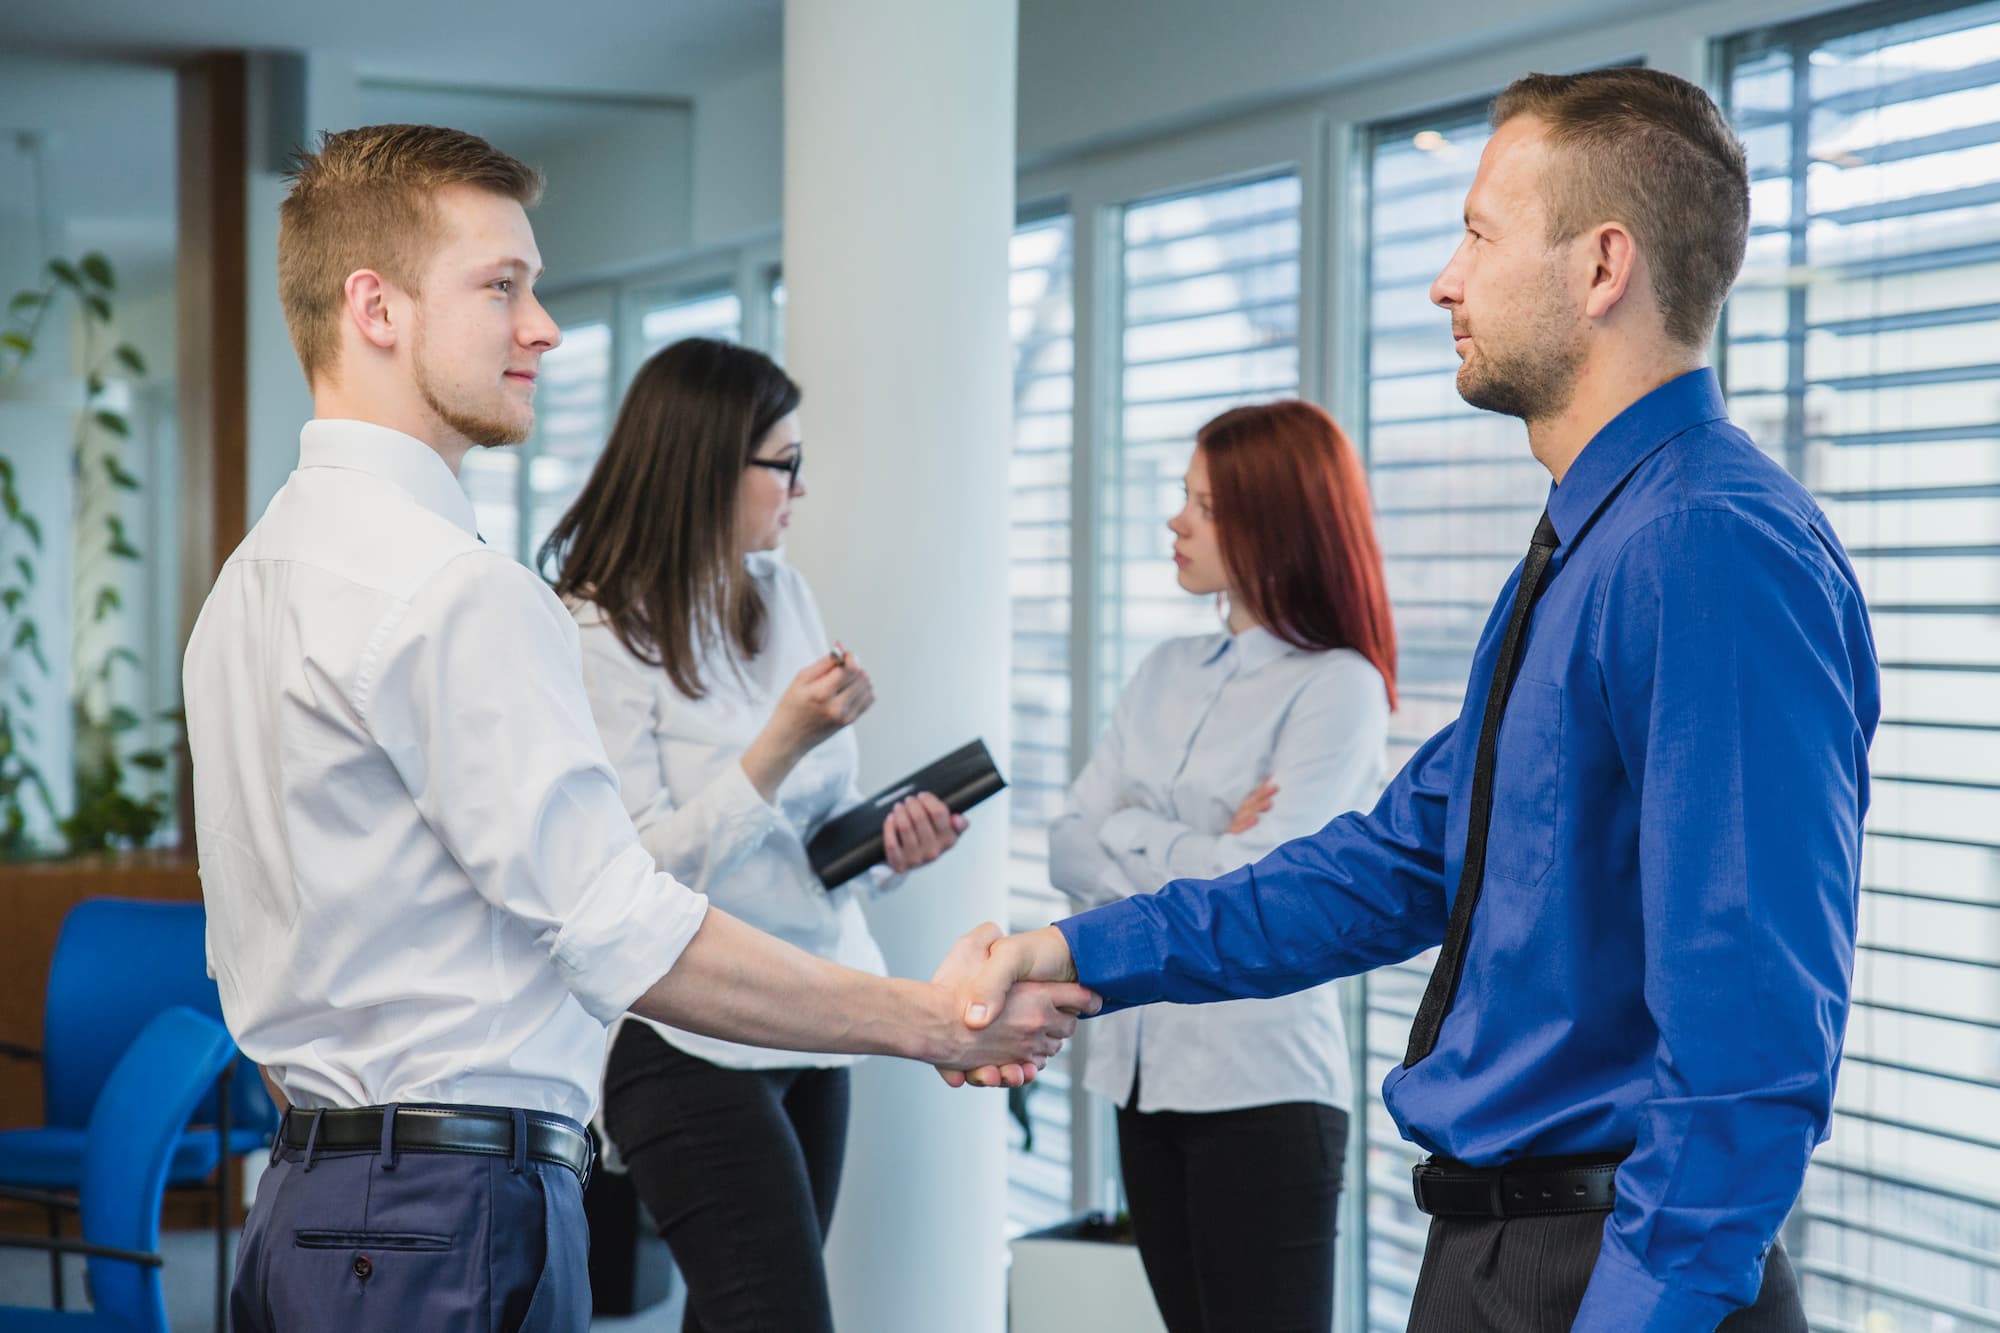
1404, 1211, 1806, 1333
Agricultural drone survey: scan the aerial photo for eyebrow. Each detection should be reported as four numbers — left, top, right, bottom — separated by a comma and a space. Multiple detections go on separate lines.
483, 257, 546, 281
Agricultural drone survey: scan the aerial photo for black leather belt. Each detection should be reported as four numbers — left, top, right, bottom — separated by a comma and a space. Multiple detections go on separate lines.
280, 1105, 593, 1187
1411, 1153, 1624, 1218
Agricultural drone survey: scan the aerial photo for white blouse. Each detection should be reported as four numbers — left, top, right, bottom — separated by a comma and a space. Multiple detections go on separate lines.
1049, 627, 1390, 1114
569, 550, 900, 1071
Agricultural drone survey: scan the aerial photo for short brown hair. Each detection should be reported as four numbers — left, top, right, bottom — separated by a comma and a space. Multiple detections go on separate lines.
1491, 68, 1748, 349
277, 124, 543, 384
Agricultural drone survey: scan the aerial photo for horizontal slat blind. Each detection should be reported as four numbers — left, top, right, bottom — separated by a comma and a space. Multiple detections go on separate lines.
1723, 2, 2000, 1327
1006, 213, 1081, 1236
1358, 100, 1527, 1333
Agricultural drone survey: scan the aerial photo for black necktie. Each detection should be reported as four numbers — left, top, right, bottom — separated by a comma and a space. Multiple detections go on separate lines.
1404, 510, 1562, 1068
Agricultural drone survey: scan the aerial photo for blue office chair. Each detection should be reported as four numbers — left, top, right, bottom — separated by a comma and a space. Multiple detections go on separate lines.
0, 898, 278, 1328
0, 1006, 237, 1332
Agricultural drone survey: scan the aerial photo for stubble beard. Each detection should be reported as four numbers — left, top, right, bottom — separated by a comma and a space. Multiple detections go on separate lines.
1455, 261, 1586, 426
413, 330, 533, 449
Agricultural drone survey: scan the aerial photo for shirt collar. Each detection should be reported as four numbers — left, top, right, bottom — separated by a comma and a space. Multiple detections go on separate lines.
1200, 624, 1294, 674
297, 419, 481, 539
1545, 367, 1727, 548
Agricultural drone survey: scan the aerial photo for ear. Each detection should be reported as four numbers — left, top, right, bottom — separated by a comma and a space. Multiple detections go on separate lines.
342, 269, 401, 353
1581, 221, 1639, 322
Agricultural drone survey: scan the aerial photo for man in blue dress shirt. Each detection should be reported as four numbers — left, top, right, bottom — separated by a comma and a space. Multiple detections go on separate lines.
945, 68, 1879, 1331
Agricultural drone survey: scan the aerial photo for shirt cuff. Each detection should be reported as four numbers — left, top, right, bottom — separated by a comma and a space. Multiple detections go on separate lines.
549, 842, 711, 1023
1572, 1240, 1739, 1333
1054, 899, 1168, 1015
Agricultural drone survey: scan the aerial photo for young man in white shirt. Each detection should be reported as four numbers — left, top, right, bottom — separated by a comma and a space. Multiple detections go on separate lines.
186, 123, 1092, 1333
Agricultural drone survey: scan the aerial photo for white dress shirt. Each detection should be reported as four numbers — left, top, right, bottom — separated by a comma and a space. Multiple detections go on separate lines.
570, 550, 898, 1071
1049, 627, 1389, 1114
185, 420, 710, 1126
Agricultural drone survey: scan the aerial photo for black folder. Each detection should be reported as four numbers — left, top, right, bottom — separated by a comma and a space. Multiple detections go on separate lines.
808, 739, 1006, 889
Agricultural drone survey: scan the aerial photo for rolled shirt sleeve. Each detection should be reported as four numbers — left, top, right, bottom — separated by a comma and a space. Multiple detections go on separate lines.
366, 553, 711, 1024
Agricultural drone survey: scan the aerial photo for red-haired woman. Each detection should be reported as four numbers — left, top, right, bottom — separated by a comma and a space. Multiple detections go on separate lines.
1049, 399, 1397, 1333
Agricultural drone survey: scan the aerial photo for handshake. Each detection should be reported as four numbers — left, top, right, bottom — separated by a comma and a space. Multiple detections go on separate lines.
928, 923, 1095, 1089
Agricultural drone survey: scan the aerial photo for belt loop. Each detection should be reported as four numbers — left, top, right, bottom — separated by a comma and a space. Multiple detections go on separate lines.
269, 1112, 286, 1167
509, 1109, 529, 1175
301, 1107, 327, 1173
379, 1103, 400, 1171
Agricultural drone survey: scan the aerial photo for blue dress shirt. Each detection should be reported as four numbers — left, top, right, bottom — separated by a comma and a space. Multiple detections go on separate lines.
1055, 369, 1880, 1330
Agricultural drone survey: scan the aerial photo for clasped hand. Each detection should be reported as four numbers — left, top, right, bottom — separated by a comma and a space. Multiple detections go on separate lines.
929, 923, 1090, 1088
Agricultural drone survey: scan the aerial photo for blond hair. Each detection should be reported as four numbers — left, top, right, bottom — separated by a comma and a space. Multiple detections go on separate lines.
1491, 68, 1749, 349
277, 124, 543, 383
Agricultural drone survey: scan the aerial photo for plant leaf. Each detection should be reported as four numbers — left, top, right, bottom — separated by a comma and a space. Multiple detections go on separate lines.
13, 556, 31, 587
104, 457, 141, 490
115, 344, 146, 376
83, 295, 112, 323
92, 410, 129, 438
1, 588, 19, 613
8, 291, 43, 313
47, 259, 80, 288
110, 541, 141, 561
80, 253, 114, 290
107, 706, 142, 732
0, 457, 11, 482
128, 751, 168, 771
13, 685, 29, 708
0, 332, 32, 356
94, 586, 122, 621
20, 514, 41, 549
86, 372, 104, 397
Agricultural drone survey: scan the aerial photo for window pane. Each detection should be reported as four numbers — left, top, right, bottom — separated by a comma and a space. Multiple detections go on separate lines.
1358, 101, 1522, 1330
1102, 174, 1303, 716
1006, 213, 1078, 1236
1723, 3, 2000, 1324
639, 290, 743, 358
520, 320, 615, 566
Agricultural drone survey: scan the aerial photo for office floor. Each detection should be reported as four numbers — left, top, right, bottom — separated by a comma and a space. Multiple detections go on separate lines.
0, 1228, 688, 1331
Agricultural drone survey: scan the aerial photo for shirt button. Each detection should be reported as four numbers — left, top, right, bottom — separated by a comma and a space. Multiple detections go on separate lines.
353, 1255, 372, 1279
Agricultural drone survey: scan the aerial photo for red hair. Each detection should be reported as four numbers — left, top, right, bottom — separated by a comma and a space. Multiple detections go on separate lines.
1199, 399, 1398, 709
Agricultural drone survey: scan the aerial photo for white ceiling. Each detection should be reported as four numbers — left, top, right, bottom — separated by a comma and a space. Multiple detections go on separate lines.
0, 0, 782, 101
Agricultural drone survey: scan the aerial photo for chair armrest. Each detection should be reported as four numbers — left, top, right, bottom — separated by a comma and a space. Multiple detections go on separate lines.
0, 1040, 41, 1063
0, 1234, 163, 1266
0, 1185, 79, 1212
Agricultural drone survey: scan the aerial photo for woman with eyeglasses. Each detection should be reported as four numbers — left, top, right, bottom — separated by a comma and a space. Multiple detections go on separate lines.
1049, 399, 1397, 1333
541, 337, 965, 1333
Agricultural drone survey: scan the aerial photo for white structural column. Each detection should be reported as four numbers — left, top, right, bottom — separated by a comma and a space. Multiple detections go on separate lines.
781, 2, 1019, 1330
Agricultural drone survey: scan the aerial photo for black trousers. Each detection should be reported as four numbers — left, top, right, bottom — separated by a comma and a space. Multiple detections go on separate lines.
602, 1023, 851, 1333
1405, 1210, 1807, 1332
1116, 1099, 1349, 1333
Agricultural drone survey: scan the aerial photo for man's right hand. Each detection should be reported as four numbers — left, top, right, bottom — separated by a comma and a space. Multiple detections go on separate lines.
929, 923, 1096, 1087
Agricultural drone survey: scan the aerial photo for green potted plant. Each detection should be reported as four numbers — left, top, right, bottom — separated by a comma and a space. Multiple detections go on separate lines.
1, 252, 173, 859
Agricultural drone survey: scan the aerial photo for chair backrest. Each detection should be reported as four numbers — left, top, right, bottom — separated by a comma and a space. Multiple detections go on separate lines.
41, 897, 275, 1134
81, 1006, 236, 1333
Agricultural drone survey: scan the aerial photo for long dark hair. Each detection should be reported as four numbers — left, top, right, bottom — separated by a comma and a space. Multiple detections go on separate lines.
541, 338, 802, 698
1199, 399, 1399, 709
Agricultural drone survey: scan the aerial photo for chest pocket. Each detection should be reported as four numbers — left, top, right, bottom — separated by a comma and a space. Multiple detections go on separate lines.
1487, 677, 1563, 886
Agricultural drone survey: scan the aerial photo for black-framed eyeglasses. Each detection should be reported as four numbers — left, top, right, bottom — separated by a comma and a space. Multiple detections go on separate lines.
747, 447, 803, 488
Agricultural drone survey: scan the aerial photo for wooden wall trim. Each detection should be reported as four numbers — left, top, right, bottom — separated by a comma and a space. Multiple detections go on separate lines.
176, 52, 250, 655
